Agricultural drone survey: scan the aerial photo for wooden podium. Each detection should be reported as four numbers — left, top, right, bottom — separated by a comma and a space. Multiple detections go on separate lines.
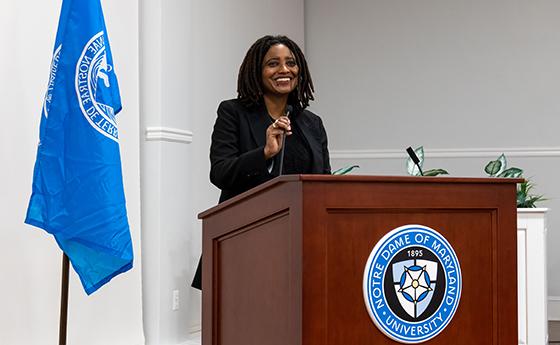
199, 175, 520, 345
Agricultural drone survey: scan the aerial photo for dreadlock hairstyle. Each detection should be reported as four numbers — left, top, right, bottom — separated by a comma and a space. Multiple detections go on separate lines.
237, 35, 315, 110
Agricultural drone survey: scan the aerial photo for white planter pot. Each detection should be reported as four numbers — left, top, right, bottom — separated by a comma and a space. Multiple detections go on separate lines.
517, 208, 548, 345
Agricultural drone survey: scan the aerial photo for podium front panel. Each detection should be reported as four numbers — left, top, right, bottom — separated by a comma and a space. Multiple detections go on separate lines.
217, 211, 292, 345
301, 178, 517, 345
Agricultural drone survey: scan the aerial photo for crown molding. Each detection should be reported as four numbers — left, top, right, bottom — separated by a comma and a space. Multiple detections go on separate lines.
330, 147, 560, 159
145, 127, 193, 144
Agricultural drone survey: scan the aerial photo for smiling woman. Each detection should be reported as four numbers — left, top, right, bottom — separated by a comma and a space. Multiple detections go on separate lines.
191, 35, 332, 290
213, 35, 330, 198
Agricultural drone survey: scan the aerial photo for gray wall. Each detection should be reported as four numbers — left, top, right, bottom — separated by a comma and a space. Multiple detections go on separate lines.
305, 0, 560, 318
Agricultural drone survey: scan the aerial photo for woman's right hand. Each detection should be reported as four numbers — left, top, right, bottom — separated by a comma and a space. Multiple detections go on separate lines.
264, 116, 292, 160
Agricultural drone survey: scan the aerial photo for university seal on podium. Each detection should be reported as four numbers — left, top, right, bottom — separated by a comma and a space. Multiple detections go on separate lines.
363, 224, 462, 343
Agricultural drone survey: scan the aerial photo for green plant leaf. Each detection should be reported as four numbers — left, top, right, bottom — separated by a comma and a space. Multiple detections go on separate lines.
517, 195, 545, 208
517, 194, 527, 206
406, 146, 424, 176
498, 167, 523, 178
332, 165, 360, 175
484, 159, 502, 176
423, 169, 450, 176
516, 180, 546, 208
498, 154, 507, 174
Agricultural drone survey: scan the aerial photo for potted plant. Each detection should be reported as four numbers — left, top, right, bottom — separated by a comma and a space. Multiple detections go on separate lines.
483, 153, 545, 208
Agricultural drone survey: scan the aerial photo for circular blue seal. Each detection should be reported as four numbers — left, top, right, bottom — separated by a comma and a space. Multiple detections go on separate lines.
363, 224, 462, 343
75, 31, 119, 142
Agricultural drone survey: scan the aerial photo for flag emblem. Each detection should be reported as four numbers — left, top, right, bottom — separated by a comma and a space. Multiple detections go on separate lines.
363, 225, 462, 343
76, 31, 119, 141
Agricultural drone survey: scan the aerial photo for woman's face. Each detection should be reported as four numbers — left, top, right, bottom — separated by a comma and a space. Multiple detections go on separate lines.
261, 44, 299, 97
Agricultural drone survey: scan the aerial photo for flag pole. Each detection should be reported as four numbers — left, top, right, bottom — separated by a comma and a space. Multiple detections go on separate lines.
59, 253, 69, 345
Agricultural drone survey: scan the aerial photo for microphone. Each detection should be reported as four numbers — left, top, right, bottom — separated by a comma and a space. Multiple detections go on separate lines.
278, 105, 293, 176
406, 146, 424, 176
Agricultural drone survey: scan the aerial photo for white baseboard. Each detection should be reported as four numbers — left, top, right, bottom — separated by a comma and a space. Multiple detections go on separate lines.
177, 326, 201, 345
180, 340, 200, 345
178, 341, 200, 345
178, 331, 201, 345
188, 324, 201, 334
549, 296, 560, 320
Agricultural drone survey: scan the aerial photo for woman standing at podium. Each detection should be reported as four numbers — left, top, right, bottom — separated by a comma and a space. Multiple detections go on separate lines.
192, 35, 331, 289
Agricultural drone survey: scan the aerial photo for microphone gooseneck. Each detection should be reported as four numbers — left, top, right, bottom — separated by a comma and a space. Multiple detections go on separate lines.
278, 105, 293, 176
406, 146, 424, 176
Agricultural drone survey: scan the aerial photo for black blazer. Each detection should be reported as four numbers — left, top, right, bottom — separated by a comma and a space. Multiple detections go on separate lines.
192, 99, 331, 290
210, 98, 331, 202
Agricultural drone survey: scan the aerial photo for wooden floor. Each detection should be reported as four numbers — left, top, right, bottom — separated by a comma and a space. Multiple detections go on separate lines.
551, 321, 560, 344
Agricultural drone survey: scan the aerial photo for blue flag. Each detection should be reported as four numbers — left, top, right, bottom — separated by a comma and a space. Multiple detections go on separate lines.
26, 0, 133, 295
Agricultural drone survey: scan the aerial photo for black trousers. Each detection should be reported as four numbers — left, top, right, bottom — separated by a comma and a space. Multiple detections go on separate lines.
191, 256, 202, 290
